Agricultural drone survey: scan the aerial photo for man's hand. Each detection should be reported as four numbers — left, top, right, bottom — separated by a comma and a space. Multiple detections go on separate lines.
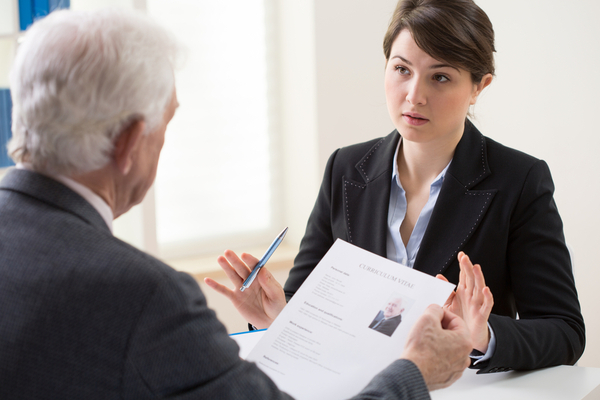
204, 250, 286, 329
401, 305, 472, 391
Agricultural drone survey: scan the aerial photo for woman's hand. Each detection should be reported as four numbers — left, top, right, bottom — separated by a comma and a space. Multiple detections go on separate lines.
437, 252, 494, 353
204, 250, 287, 329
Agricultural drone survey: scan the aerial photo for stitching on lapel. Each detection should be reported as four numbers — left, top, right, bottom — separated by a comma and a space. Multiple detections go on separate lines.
465, 135, 487, 188
357, 138, 385, 183
343, 179, 367, 244
437, 191, 494, 274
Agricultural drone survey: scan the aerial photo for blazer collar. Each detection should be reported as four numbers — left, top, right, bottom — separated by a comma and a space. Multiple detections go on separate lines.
446, 119, 491, 189
0, 168, 112, 234
414, 119, 497, 277
345, 120, 496, 277
342, 131, 399, 258
354, 130, 400, 184
353, 119, 490, 187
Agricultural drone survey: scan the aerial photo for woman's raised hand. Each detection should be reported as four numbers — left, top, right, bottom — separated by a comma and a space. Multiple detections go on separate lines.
204, 250, 287, 329
437, 252, 494, 353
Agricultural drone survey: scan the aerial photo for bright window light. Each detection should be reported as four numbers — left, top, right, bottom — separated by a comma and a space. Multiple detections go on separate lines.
147, 0, 273, 253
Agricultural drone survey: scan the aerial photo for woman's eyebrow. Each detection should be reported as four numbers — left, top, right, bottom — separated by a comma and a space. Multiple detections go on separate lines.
391, 55, 460, 73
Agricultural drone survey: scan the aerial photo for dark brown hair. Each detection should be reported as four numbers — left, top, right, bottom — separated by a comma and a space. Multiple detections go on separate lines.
383, 0, 495, 83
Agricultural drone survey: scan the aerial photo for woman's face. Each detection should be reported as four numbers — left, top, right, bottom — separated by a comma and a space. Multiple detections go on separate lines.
384, 29, 491, 147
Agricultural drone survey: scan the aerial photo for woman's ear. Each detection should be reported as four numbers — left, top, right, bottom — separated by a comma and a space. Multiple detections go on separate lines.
113, 120, 146, 175
470, 73, 493, 105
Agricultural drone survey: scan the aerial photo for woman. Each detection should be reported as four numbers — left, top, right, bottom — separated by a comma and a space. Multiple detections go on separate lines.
206, 0, 585, 373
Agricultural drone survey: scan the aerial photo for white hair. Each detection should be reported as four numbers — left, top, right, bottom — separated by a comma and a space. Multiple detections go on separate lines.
8, 8, 180, 175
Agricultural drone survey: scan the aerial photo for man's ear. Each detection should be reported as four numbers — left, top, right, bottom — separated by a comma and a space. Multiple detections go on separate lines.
113, 120, 145, 175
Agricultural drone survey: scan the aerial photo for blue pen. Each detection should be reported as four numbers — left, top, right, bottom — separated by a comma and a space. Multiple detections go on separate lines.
240, 227, 288, 292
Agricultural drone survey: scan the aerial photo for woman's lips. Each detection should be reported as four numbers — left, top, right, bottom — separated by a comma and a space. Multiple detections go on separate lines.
402, 112, 429, 126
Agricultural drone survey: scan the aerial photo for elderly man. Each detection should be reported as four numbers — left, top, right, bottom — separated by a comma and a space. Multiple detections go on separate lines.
0, 9, 471, 399
369, 296, 406, 337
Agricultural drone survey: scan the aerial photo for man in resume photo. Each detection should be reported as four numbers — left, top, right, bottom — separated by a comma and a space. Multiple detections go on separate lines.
369, 295, 406, 337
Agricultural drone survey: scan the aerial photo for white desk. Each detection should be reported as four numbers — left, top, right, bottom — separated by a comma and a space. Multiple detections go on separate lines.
231, 331, 600, 399
431, 365, 600, 400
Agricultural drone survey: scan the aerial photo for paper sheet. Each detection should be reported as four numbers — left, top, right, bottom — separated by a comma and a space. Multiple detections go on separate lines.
246, 239, 455, 399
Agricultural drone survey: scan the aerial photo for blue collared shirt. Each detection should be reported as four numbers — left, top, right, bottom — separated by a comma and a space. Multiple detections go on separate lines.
385, 139, 495, 363
386, 140, 450, 268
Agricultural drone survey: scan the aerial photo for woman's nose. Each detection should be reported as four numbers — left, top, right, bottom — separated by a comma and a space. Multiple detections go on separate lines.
406, 78, 427, 106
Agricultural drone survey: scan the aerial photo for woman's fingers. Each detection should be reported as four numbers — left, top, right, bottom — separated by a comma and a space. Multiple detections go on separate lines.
436, 274, 456, 309
443, 291, 456, 309
204, 277, 235, 300
256, 268, 287, 320
257, 267, 284, 300
241, 252, 260, 267
472, 264, 486, 305
458, 252, 475, 296
217, 254, 245, 287
481, 286, 494, 314
223, 249, 254, 280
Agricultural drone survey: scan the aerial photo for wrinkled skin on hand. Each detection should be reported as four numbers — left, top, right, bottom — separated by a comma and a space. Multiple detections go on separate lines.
401, 305, 472, 391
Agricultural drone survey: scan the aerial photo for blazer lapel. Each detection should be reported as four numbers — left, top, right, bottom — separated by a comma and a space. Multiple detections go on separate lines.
414, 120, 497, 277
0, 168, 111, 234
343, 131, 400, 258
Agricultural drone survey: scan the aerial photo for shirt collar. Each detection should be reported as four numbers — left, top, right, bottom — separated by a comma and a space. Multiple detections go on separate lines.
16, 163, 114, 233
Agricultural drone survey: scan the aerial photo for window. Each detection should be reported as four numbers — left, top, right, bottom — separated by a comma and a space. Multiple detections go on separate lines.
0, 0, 282, 259
146, 0, 280, 259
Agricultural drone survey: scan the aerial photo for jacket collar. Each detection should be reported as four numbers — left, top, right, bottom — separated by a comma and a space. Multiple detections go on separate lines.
414, 120, 497, 276
354, 130, 400, 184
0, 168, 111, 234
340, 130, 399, 257
446, 119, 492, 189
354, 119, 490, 188
345, 120, 496, 276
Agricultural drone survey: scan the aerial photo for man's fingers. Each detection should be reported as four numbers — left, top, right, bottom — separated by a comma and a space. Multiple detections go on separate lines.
424, 303, 444, 320
440, 308, 468, 332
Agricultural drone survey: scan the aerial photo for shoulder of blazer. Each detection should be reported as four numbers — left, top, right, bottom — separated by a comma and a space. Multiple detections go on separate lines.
0, 168, 111, 233
447, 120, 541, 190
484, 135, 542, 175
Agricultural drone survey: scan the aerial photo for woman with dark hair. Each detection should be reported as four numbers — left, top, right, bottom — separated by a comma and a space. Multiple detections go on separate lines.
207, 0, 585, 374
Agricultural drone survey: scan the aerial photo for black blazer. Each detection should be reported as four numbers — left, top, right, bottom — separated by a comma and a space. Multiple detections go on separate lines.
284, 120, 585, 373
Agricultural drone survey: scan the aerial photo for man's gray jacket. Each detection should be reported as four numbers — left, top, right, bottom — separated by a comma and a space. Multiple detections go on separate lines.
0, 168, 430, 399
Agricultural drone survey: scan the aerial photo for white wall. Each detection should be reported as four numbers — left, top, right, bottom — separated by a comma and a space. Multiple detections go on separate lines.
294, 0, 600, 367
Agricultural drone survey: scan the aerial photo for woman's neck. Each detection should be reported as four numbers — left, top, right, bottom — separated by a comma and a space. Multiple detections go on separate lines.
397, 133, 462, 186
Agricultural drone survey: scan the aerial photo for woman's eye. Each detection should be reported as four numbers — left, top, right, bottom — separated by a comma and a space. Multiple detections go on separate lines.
433, 74, 449, 82
395, 66, 410, 75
